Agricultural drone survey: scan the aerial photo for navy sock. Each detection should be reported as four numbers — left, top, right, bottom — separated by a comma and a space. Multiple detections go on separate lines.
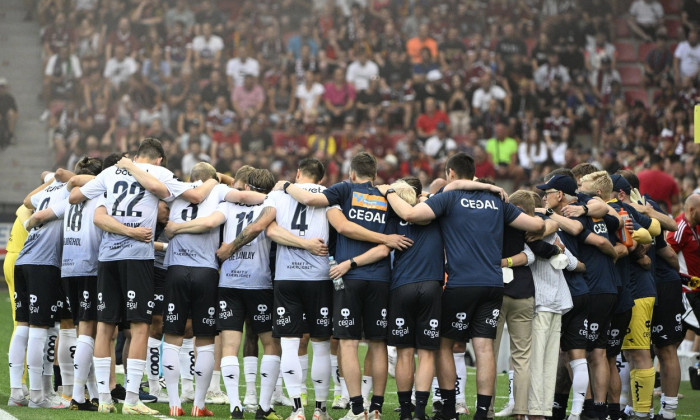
415, 391, 429, 419
350, 396, 364, 415
369, 395, 384, 413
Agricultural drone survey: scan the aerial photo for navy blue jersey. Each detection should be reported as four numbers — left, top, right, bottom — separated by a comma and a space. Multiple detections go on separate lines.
617, 201, 657, 299
323, 181, 393, 281
646, 198, 681, 284
557, 228, 590, 297
426, 190, 521, 288
573, 215, 619, 295
389, 219, 445, 289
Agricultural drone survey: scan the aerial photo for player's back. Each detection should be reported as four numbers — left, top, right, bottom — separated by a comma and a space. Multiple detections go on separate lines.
17, 181, 68, 268
60, 196, 103, 277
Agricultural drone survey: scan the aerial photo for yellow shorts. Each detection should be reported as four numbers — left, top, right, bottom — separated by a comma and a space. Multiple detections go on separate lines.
3, 251, 19, 324
621, 296, 655, 350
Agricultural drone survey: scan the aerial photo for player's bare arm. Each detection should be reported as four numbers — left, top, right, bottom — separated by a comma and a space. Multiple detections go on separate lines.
164, 211, 227, 238
443, 179, 509, 202
23, 177, 54, 209
327, 208, 413, 250
216, 206, 277, 260
179, 178, 219, 204
115, 157, 170, 199
265, 221, 328, 256
94, 205, 153, 242
24, 207, 58, 230
329, 244, 391, 280
224, 189, 266, 205
276, 181, 330, 207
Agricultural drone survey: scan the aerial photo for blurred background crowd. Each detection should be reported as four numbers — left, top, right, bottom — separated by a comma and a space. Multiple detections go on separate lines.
12, 0, 700, 214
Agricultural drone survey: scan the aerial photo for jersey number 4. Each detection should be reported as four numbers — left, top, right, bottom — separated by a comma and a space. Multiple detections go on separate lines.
291, 203, 308, 236
112, 181, 145, 217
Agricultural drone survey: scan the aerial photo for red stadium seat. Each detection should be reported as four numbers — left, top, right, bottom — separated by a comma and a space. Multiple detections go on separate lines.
616, 18, 631, 38
660, 0, 680, 14
637, 42, 655, 62
666, 18, 682, 39
625, 89, 649, 107
619, 65, 643, 86
615, 41, 638, 62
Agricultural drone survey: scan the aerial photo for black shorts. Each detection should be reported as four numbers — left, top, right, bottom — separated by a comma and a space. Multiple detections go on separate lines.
219, 288, 274, 334
607, 309, 632, 357
387, 281, 442, 349
333, 279, 389, 341
162, 265, 219, 337
652, 281, 685, 347
586, 293, 617, 351
561, 294, 589, 352
273, 280, 333, 338
17, 265, 63, 327
63, 276, 98, 324
441, 286, 503, 341
152, 267, 167, 317
97, 259, 155, 324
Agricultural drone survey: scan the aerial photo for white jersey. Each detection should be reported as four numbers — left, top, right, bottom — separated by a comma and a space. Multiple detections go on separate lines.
265, 184, 333, 281
55, 196, 104, 277
79, 163, 190, 261
218, 201, 272, 290
164, 182, 231, 270
16, 181, 69, 268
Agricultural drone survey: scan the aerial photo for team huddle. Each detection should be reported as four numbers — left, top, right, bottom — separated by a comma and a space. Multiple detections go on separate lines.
6, 137, 692, 420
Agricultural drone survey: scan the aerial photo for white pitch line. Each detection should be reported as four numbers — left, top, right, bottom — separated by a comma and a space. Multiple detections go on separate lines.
0, 408, 19, 420
153, 414, 175, 420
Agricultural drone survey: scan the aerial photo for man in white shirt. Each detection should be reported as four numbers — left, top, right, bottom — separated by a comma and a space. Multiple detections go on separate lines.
628, 0, 665, 41
192, 23, 224, 75
103, 45, 138, 90
226, 45, 260, 88
346, 48, 379, 91
674, 27, 700, 82
424, 122, 457, 160
471, 72, 509, 115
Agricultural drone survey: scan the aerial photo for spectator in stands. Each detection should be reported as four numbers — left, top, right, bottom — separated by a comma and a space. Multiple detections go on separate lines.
566, 77, 600, 143
424, 121, 456, 161
176, 97, 205, 136
682, 0, 700, 37
232, 73, 265, 126
307, 116, 337, 160
639, 154, 682, 213
103, 44, 138, 92
192, 22, 224, 77
346, 47, 379, 91
181, 138, 211, 176
287, 20, 318, 60
324, 67, 356, 127
0, 78, 17, 147
585, 32, 617, 73
473, 143, 496, 180
472, 72, 510, 117
644, 28, 674, 85
201, 70, 229, 112
589, 56, 621, 100
42, 44, 82, 113
406, 23, 438, 65
179, 117, 211, 153
674, 27, 700, 84
518, 127, 549, 178
412, 47, 440, 80
165, 0, 195, 35
295, 70, 324, 124
355, 76, 381, 124
496, 23, 528, 69
628, 0, 665, 42
415, 97, 450, 140
105, 16, 139, 60
165, 21, 193, 74
142, 45, 171, 93
75, 16, 102, 60
210, 117, 240, 160
226, 45, 260, 88
240, 116, 274, 155
447, 74, 471, 136
439, 27, 467, 70
206, 95, 235, 140
42, 12, 73, 62
486, 121, 525, 185
558, 36, 586, 79
533, 51, 571, 91
267, 74, 295, 128
195, 0, 224, 35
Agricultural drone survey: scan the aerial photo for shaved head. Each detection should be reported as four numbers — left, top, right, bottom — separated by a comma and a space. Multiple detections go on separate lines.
685, 194, 700, 226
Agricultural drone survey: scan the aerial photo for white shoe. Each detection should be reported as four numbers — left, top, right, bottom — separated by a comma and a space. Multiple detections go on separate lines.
7, 396, 29, 406
151, 387, 169, 404
181, 388, 195, 403
332, 396, 350, 410
29, 398, 67, 409
313, 408, 333, 420
286, 407, 306, 420
363, 401, 370, 411
23, 384, 29, 398
244, 391, 258, 412
495, 403, 514, 417
456, 401, 469, 415
205, 390, 228, 405
271, 391, 293, 407
387, 346, 397, 378
368, 410, 381, 420
339, 409, 368, 420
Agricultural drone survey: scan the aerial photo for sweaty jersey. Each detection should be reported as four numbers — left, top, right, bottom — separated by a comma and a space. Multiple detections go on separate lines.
218, 201, 272, 289
389, 218, 444, 289
322, 181, 393, 281
265, 184, 333, 281
425, 190, 522, 288
165, 182, 231, 270
54, 196, 104, 277
79, 163, 189, 261
16, 181, 69, 268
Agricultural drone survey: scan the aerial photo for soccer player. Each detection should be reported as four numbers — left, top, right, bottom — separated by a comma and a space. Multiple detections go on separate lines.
68, 138, 215, 414
380, 153, 545, 420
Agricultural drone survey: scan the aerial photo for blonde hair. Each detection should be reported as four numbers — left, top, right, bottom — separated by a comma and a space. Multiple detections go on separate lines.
390, 180, 418, 206
509, 190, 535, 216
190, 162, 217, 182
580, 170, 613, 196
525, 190, 543, 209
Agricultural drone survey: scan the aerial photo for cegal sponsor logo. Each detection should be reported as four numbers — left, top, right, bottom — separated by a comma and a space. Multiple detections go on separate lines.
253, 304, 271, 322
219, 300, 233, 320
276, 307, 291, 326
165, 303, 179, 322
391, 317, 409, 337
202, 307, 216, 326
338, 308, 355, 327
452, 312, 468, 331
126, 290, 138, 310
376, 308, 387, 327
317, 307, 330, 326
423, 319, 439, 339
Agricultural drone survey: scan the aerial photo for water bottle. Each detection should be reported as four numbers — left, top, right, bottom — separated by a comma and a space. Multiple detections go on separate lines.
617, 208, 633, 247
329, 256, 345, 291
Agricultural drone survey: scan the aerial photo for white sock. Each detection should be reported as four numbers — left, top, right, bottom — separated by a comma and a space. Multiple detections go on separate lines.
147, 337, 161, 393
431, 377, 440, 403
93, 356, 112, 404
209, 371, 222, 393
42, 325, 58, 395
28, 328, 48, 402
507, 370, 514, 406
260, 355, 281, 411
661, 395, 678, 419
274, 375, 284, 398
9, 326, 29, 391
361, 375, 373, 401
299, 353, 309, 394
244, 356, 258, 397
340, 376, 348, 399
619, 354, 631, 407
162, 342, 182, 408
679, 339, 694, 353
280, 338, 303, 398
330, 354, 340, 397
125, 358, 145, 405
454, 352, 466, 403
194, 345, 215, 408
311, 341, 331, 403
570, 358, 589, 415
222, 356, 241, 412
72, 335, 94, 404
180, 338, 194, 395
58, 328, 77, 396
87, 362, 98, 399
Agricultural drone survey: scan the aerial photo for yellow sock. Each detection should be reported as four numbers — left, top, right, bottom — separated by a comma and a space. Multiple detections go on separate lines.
630, 367, 655, 414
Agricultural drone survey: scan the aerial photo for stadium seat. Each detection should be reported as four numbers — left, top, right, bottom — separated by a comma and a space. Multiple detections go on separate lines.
619, 65, 643, 86
637, 42, 655, 62
666, 18, 682, 38
615, 41, 638, 63
616, 18, 631, 38
625, 89, 649, 107
660, 0, 680, 14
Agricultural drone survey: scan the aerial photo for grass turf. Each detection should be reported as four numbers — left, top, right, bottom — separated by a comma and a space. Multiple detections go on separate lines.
0, 290, 699, 419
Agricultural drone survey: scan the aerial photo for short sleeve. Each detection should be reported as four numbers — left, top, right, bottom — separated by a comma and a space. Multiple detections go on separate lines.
425, 191, 453, 218
49, 198, 68, 219
262, 193, 278, 209
215, 202, 230, 221
322, 182, 350, 207
162, 177, 192, 199
79, 171, 107, 200
214, 184, 232, 202
325, 204, 342, 213
503, 202, 522, 224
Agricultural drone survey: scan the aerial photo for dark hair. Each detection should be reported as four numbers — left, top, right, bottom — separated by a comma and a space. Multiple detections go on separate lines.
544, 168, 575, 182
247, 169, 276, 194
234, 165, 255, 186
571, 163, 597, 179
103, 152, 127, 170
401, 176, 422, 196
75, 157, 103, 176
445, 152, 475, 180
136, 137, 166, 160
298, 158, 325, 183
617, 169, 640, 189
649, 154, 663, 166
350, 152, 377, 179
